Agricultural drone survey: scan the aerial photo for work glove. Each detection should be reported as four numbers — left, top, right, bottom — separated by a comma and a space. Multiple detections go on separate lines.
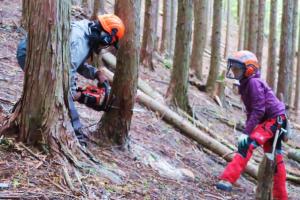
238, 134, 249, 150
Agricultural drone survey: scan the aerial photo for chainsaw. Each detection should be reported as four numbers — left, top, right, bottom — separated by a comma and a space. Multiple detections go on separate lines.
77, 81, 110, 111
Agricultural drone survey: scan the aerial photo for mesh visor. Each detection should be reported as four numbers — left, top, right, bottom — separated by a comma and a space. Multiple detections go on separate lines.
226, 59, 246, 80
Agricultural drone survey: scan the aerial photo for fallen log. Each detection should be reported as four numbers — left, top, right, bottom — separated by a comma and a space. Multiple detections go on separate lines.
288, 149, 300, 163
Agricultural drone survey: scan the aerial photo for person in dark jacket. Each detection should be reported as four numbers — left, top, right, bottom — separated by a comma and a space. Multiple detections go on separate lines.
216, 50, 288, 200
16, 14, 125, 145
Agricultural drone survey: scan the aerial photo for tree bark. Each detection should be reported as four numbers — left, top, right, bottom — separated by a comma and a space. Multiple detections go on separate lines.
224, 0, 231, 59
289, 0, 298, 107
21, 0, 30, 30
190, 0, 207, 80
266, 0, 278, 91
0, 1, 98, 172
95, 0, 141, 147
243, 0, 250, 50
255, 156, 274, 200
91, 0, 105, 19
256, 0, 265, 65
166, 0, 193, 113
295, 13, 300, 111
238, 0, 244, 50
160, 0, 171, 57
247, 0, 258, 53
140, 0, 159, 70
168, 0, 177, 59
206, 0, 222, 95
277, 0, 293, 103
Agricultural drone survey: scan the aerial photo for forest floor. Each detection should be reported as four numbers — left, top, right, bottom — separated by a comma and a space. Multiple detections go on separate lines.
1, 0, 300, 199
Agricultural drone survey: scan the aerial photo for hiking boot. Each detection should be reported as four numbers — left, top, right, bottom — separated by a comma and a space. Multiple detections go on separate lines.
216, 180, 232, 192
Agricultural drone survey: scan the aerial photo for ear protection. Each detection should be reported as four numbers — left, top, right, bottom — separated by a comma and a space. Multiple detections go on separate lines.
244, 64, 257, 77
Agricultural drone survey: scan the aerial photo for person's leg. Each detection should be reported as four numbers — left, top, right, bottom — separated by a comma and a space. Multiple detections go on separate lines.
16, 37, 27, 71
217, 120, 274, 191
273, 153, 287, 200
68, 92, 87, 146
219, 139, 257, 184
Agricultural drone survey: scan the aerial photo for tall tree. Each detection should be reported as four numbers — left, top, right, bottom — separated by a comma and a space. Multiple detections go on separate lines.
266, 0, 278, 91
277, 0, 293, 103
243, 0, 250, 49
95, 0, 141, 147
295, 18, 300, 112
206, 0, 222, 94
247, 0, 258, 53
140, 0, 159, 70
0, 0, 88, 164
160, 0, 171, 57
166, 0, 193, 112
238, 0, 245, 50
256, 0, 265, 65
224, 0, 231, 58
289, 0, 298, 106
190, 0, 208, 80
169, 0, 178, 58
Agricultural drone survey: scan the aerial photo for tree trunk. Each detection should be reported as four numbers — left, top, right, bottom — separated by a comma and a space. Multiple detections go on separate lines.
8, 0, 73, 147
255, 156, 274, 200
166, 0, 193, 113
289, 0, 298, 107
224, 0, 231, 58
95, 0, 140, 147
0, 1, 96, 171
190, 0, 208, 80
256, 0, 265, 65
266, 0, 278, 91
243, 0, 250, 50
238, 0, 244, 50
295, 13, 300, 112
140, 0, 159, 70
160, 0, 171, 57
168, 0, 177, 59
207, 0, 213, 36
247, 0, 258, 53
21, 0, 30, 30
91, 0, 105, 19
206, 0, 222, 95
277, 0, 293, 103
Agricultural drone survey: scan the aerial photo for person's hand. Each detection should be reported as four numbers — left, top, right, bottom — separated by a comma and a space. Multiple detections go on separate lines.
238, 134, 249, 150
95, 70, 108, 84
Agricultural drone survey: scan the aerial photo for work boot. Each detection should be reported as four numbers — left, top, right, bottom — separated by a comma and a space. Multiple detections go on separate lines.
75, 128, 88, 147
216, 180, 232, 192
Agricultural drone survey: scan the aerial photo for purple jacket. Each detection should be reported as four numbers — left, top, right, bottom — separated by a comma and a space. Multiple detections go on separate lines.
238, 72, 285, 135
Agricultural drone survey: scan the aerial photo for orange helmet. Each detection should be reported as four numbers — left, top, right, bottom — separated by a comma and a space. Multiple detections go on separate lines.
98, 14, 125, 41
226, 50, 259, 80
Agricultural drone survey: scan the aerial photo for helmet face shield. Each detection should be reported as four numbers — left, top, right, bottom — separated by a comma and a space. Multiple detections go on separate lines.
226, 59, 246, 80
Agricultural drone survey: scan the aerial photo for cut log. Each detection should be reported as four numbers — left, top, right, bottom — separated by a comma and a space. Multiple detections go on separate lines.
288, 149, 300, 163
255, 156, 274, 200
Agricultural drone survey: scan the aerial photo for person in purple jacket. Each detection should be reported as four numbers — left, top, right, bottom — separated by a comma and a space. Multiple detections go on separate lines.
216, 50, 288, 199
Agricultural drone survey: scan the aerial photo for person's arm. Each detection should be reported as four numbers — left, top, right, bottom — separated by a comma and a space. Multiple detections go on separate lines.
77, 62, 98, 80
244, 79, 266, 135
